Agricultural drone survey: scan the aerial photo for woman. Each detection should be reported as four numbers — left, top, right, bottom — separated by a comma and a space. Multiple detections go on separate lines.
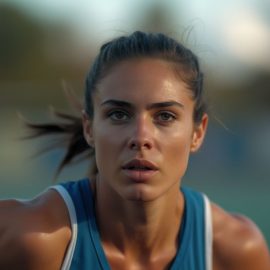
0, 31, 269, 270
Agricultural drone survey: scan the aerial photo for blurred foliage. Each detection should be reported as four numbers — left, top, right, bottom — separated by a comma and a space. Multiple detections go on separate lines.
0, 3, 88, 82
0, 4, 48, 80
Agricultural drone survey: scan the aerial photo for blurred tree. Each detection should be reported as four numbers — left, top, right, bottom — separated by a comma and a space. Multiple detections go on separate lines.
0, 3, 87, 82
0, 4, 48, 80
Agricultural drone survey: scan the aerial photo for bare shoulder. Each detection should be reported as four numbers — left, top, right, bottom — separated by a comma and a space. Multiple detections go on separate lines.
211, 203, 270, 270
0, 189, 71, 270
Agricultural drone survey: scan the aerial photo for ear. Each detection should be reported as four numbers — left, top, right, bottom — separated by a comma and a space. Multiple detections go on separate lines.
190, 113, 208, 152
82, 110, 95, 148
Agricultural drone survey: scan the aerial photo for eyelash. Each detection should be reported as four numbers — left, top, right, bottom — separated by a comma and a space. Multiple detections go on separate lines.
155, 111, 177, 124
107, 110, 130, 122
106, 109, 177, 124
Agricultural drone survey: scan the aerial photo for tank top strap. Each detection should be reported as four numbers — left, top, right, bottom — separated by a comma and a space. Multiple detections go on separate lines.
51, 179, 110, 270
170, 186, 211, 270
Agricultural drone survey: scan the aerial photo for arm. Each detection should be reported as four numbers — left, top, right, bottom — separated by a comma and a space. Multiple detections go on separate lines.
0, 199, 30, 269
0, 190, 71, 270
212, 203, 270, 270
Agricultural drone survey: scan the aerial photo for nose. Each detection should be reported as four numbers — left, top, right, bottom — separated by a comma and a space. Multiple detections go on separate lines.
127, 115, 154, 151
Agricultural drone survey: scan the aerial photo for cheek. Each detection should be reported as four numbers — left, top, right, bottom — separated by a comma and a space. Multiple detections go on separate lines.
161, 126, 193, 171
167, 136, 191, 162
93, 124, 124, 169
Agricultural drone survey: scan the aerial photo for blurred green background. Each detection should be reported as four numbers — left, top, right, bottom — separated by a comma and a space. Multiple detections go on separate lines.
1, 0, 269, 246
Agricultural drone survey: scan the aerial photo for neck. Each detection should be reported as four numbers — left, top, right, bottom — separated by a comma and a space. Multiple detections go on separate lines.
93, 177, 185, 259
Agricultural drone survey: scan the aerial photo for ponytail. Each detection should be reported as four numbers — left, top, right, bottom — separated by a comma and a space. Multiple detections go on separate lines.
23, 92, 96, 181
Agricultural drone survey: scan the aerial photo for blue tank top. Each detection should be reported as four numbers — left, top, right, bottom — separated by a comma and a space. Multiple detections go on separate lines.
51, 178, 212, 270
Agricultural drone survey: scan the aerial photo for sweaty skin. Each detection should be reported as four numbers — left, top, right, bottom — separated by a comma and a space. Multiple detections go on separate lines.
0, 59, 269, 270
0, 190, 269, 270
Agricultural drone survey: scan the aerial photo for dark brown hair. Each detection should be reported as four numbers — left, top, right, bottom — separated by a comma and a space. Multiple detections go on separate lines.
26, 31, 207, 179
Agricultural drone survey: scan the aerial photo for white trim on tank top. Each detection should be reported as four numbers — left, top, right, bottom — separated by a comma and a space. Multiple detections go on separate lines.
50, 185, 78, 270
203, 194, 213, 270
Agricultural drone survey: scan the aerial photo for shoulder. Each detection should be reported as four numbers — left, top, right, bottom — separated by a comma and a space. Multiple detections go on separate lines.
211, 203, 270, 270
0, 188, 72, 270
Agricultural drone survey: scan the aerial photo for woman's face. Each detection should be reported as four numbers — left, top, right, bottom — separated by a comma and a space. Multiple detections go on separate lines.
83, 58, 208, 202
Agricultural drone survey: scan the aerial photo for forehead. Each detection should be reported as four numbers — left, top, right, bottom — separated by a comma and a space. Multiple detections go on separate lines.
95, 58, 192, 104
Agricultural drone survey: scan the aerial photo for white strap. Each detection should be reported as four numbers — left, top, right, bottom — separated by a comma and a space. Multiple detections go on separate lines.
50, 185, 78, 270
203, 194, 213, 270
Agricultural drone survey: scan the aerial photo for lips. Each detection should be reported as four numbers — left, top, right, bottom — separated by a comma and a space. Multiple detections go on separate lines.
122, 159, 158, 171
122, 159, 158, 182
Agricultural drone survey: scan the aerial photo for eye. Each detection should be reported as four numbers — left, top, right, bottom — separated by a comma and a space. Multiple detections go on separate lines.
155, 111, 176, 123
108, 110, 130, 122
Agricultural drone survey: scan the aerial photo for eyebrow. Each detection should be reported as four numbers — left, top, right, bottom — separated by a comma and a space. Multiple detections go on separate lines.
100, 99, 184, 109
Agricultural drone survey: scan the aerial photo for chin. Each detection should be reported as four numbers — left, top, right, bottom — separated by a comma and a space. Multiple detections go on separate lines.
120, 185, 163, 202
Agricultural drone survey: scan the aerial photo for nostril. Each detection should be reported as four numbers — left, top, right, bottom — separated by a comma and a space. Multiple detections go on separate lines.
129, 140, 152, 150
